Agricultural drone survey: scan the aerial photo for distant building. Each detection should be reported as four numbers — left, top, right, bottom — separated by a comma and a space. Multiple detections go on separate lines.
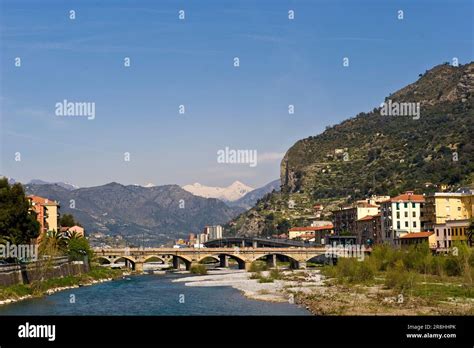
332, 202, 379, 235
356, 214, 382, 245
288, 225, 333, 244
197, 233, 208, 244
310, 220, 332, 228
380, 191, 427, 245
60, 225, 85, 238
434, 219, 471, 250
28, 195, 60, 241
187, 233, 197, 246
203, 225, 223, 240
397, 231, 436, 249
425, 191, 474, 231
313, 204, 324, 218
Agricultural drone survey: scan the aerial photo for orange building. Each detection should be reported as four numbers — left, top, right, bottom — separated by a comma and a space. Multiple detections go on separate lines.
28, 195, 60, 240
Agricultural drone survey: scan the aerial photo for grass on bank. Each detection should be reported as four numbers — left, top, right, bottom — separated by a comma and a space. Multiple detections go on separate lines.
320, 243, 474, 301
0, 267, 124, 301
248, 263, 284, 283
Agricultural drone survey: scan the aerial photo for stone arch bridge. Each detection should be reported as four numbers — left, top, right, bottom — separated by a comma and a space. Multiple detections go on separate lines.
93, 247, 329, 272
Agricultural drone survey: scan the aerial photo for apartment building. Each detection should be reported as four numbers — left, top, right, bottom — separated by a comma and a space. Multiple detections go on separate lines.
332, 202, 379, 235
380, 191, 427, 245
28, 195, 60, 240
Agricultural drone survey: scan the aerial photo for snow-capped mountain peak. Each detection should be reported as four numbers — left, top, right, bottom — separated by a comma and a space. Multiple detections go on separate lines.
182, 181, 254, 202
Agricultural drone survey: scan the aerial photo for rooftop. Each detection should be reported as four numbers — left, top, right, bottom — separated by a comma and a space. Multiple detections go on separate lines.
400, 232, 433, 239
391, 191, 425, 203
28, 195, 58, 206
289, 225, 333, 232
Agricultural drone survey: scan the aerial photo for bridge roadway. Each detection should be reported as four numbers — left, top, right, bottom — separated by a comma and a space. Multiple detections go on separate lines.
94, 247, 329, 272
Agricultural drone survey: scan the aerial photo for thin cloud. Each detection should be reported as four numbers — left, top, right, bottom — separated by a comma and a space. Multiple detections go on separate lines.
258, 152, 285, 163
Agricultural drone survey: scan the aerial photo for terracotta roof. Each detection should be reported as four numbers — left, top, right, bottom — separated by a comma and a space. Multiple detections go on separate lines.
400, 232, 433, 239
391, 192, 425, 203
357, 202, 379, 208
28, 195, 58, 206
357, 214, 380, 221
289, 225, 333, 232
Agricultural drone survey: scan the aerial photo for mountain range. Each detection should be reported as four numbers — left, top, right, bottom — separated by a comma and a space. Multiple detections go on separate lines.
24, 182, 245, 245
227, 179, 281, 209
15, 178, 278, 245
182, 181, 254, 202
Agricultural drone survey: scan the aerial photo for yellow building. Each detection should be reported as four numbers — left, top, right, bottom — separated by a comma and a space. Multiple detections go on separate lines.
434, 219, 471, 249
425, 191, 474, 229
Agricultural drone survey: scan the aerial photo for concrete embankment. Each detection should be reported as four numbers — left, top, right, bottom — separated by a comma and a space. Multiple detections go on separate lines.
0, 257, 88, 287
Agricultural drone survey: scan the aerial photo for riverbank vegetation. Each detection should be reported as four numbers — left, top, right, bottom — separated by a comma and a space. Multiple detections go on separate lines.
190, 264, 207, 275
289, 244, 474, 315
0, 267, 124, 302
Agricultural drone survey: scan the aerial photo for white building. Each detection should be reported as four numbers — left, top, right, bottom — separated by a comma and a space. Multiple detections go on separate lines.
203, 225, 223, 240
381, 191, 427, 245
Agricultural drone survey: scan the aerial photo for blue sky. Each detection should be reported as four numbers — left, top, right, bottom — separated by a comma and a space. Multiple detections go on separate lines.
1, 0, 473, 188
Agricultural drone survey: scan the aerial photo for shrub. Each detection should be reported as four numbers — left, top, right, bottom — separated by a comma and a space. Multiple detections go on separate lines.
444, 257, 462, 277
249, 272, 261, 280
328, 257, 375, 283
269, 268, 283, 280
384, 260, 418, 291
248, 261, 268, 272
190, 264, 207, 275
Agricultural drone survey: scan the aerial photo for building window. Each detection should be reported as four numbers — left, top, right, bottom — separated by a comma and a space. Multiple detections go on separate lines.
448, 229, 451, 236
412, 211, 416, 218
413, 221, 417, 228
396, 203, 400, 210
436, 229, 439, 236
444, 229, 446, 236
404, 212, 408, 218
412, 203, 416, 208
397, 212, 400, 219
405, 221, 408, 228
397, 222, 400, 229
404, 203, 408, 208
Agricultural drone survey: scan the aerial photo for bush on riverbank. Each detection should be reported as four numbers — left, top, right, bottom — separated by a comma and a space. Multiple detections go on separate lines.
190, 264, 207, 275
322, 243, 473, 295
249, 269, 284, 283
249, 261, 268, 272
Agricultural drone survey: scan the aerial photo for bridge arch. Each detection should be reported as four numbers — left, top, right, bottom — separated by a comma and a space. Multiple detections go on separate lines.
95, 256, 112, 265
214, 253, 248, 269
197, 255, 220, 264
143, 255, 166, 264
113, 256, 137, 270
252, 253, 301, 269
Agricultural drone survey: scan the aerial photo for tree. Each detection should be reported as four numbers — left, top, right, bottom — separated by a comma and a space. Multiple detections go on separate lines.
60, 213, 81, 227
39, 230, 67, 256
277, 220, 291, 234
67, 237, 93, 263
0, 178, 40, 244
467, 218, 474, 247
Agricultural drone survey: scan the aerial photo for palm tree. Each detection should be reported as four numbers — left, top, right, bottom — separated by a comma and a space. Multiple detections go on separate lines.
39, 230, 67, 257
65, 230, 83, 241
0, 235, 11, 245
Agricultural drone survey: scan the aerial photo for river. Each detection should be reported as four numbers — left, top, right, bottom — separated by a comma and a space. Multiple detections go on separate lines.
0, 273, 309, 315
